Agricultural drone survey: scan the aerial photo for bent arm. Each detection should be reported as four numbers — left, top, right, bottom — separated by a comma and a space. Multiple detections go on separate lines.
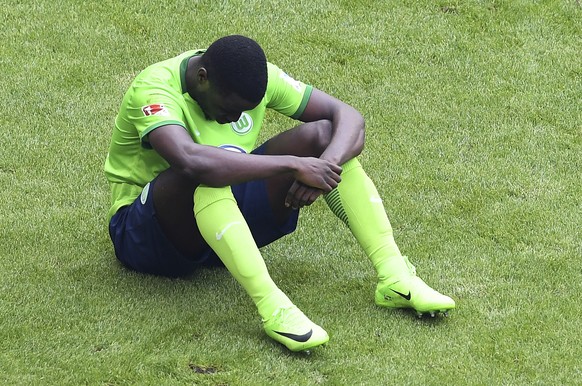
299, 88, 366, 165
148, 124, 342, 191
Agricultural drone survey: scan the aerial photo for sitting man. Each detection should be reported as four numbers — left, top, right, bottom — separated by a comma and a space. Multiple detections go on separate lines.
104, 35, 455, 352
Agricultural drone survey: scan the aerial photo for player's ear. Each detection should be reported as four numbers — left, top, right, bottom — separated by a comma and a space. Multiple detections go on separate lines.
197, 67, 209, 85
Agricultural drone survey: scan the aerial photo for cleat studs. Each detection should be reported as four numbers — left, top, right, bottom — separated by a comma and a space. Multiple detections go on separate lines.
413, 309, 451, 319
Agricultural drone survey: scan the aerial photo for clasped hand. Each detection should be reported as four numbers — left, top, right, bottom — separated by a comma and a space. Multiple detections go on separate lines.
285, 157, 342, 209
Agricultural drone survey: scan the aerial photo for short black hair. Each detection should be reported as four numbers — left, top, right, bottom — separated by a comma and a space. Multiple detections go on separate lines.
202, 35, 267, 104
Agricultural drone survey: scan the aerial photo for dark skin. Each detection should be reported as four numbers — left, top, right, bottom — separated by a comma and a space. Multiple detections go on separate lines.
148, 55, 365, 257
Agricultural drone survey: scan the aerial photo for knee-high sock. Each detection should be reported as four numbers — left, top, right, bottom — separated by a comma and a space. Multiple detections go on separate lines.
324, 158, 408, 281
194, 186, 292, 319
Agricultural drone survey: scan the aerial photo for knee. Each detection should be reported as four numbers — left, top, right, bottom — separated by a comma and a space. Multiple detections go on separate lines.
265, 120, 333, 157
304, 120, 332, 157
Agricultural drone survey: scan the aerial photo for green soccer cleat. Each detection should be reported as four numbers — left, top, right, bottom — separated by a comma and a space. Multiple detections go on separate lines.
263, 306, 329, 352
375, 256, 455, 317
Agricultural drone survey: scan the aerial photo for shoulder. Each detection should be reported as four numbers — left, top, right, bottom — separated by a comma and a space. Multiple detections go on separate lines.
267, 62, 306, 92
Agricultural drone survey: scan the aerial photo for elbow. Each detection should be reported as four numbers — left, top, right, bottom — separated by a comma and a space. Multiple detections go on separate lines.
181, 165, 228, 187
177, 166, 227, 187
172, 157, 222, 187
174, 163, 202, 183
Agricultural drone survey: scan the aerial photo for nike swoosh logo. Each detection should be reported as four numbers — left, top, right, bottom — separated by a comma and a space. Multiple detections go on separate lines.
392, 289, 411, 300
274, 329, 313, 343
215, 221, 242, 240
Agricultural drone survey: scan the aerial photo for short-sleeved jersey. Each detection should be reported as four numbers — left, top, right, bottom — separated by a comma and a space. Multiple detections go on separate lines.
104, 50, 313, 220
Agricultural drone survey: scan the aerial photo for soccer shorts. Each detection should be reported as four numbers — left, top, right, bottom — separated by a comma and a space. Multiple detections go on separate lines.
108, 149, 299, 278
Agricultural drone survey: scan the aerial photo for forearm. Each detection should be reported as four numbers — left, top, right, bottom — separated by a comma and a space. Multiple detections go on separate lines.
299, 88, 366, 166
150, 123, 341, 192
179, 146, 297, 187
150, 124, 300, 187
320, 106, 365, 165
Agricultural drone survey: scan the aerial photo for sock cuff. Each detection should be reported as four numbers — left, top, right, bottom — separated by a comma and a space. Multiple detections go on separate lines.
341, 157, 362, 173
193, 185, 236, 215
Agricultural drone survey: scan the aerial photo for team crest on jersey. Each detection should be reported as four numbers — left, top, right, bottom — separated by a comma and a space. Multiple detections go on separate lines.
231, 112, 253, 135
142, 104, 169, 117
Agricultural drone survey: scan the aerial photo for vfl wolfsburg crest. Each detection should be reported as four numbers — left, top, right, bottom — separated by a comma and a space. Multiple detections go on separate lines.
231, 112, 253, 135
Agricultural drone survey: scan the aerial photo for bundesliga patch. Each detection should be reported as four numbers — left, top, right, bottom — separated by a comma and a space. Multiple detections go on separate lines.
142, 104, 169, 117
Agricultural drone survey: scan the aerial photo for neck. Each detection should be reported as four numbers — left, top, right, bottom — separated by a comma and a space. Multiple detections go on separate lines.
185, 56, 202, 101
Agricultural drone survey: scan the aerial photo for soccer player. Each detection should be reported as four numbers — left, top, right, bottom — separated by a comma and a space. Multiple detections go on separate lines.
104, 35, 455, 352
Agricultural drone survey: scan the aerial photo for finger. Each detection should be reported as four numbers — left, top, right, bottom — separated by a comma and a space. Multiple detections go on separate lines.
297, 186, 316, 207
327, 174, 340, 190
292, 184, 310, 209
331, 164, 343, 175
285, 181, 300, 207
303, 188, 323, 206
321, 174, 340, 193
286, 181, 307, 209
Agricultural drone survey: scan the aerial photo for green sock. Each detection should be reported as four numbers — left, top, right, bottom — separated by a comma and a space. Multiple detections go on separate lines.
194, 186, 292, 320
324, 158, 408, 282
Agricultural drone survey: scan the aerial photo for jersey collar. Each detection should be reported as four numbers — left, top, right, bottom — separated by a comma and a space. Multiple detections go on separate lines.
180, 49, 206, 95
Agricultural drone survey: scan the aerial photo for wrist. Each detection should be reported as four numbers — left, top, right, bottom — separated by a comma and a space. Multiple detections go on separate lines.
320, 151, 343, 166
285, 155, 301, 174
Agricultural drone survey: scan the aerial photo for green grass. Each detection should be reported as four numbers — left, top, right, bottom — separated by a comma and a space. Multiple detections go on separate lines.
1, 0, 581, 384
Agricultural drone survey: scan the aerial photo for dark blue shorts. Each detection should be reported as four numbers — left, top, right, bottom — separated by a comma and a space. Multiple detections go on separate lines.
108, 150, 299, 278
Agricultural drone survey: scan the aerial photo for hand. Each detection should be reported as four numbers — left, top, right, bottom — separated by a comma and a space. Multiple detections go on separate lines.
292, 157, 342, 191
286, 157, 342, 209
285, 181, 325, 209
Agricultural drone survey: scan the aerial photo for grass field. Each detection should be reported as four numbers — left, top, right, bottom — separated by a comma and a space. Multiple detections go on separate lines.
1, 0, 581, 384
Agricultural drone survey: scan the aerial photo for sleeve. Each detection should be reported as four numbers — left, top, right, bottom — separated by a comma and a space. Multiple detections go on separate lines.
125, 75, 186, 144
265, 63, 313, 120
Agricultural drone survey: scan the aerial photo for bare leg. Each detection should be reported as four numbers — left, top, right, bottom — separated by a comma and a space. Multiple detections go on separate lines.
151, 168, 206, 257
260, 120, 332, 225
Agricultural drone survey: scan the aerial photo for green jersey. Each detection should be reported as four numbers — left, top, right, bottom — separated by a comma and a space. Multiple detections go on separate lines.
104, 50, 313, 220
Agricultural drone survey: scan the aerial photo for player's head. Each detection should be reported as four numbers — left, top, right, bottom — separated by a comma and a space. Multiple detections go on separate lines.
202, 35, 267, 105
